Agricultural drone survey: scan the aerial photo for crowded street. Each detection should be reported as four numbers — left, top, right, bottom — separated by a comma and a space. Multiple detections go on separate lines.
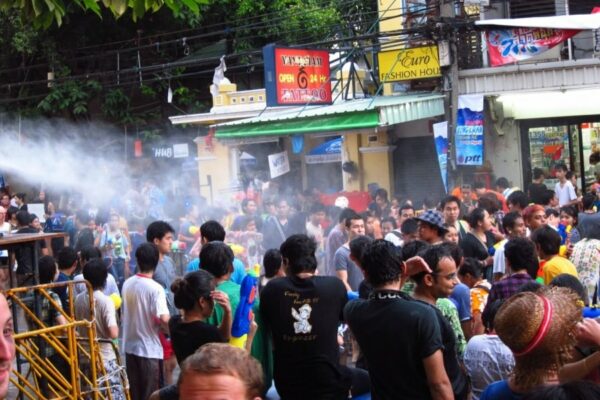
2, 1, 600, 399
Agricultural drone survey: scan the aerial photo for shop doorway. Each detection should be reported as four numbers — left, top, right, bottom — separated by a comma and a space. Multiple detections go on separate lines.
521, 117, 600, 194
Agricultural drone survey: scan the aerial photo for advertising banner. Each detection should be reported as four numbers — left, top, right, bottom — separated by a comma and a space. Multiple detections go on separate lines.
263, 45, 332, 106
486, 28, 579, 66
268, 151, 290, 179
455, 95, 484, 166
433, 121, 449, 193
377, 45, 441, 82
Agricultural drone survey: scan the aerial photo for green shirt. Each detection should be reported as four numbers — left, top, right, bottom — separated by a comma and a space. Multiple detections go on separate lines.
208, 280, 273, 392
436, 298, 467, 358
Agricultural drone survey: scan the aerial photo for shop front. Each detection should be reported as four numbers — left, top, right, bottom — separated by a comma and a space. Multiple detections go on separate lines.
520, 117, 600, 192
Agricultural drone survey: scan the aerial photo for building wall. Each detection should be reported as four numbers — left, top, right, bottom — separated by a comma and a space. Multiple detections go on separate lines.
196, 139, 234, 203
483, 107, 524, 188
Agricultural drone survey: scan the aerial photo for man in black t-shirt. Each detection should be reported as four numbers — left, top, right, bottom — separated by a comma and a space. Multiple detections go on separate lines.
345, 240, 453, 400
412, 245, 469, 400
260, 234, 368, 400
528, 167, 548, 205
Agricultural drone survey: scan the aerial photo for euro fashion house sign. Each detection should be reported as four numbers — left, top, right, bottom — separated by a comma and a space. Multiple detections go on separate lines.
263, 44, 332, 106
377, 45, 441, 82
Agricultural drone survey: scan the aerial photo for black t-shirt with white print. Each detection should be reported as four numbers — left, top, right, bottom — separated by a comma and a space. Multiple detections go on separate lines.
260, 275, 350, 400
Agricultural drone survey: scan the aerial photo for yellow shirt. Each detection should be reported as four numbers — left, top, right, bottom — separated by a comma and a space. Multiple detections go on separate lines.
543, 255, 578, 285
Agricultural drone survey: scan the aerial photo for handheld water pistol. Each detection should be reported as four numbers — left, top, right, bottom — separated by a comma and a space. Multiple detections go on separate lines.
188, 226, 201, 238
171, 240, 187, 253
230, 264, 260, 348
558, 224, 572, 256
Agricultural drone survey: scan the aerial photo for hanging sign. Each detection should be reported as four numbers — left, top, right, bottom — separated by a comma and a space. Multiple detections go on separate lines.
455, 95, 484, 166
263, 45, 332, 106
486, 28, 579, 66
268, 151, 290, 179
377, 45, 441, 82
433, 121, 449, 193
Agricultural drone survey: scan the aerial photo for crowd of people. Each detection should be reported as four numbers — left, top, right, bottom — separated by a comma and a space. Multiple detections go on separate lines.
1, 162, 600, 399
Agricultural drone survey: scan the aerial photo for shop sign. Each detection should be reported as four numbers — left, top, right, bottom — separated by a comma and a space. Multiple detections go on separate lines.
486, 28, 579, 67
152, 143, 189, 159
268, 151, 290, 179
263, 45, 332, 106
455, 95, 484, 166
377, 46, 441, 82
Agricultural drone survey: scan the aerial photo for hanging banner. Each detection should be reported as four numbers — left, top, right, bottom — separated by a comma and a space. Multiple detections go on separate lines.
486, 28, 579, 66
455, 95, 484, 166
433, 121, 449, 193
263, 45, 332, 107
268, 151, 290, 179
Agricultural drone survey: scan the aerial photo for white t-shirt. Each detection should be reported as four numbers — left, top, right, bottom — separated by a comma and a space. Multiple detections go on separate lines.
0, 222, 10, 258
492, 239, 508, 276
384, 230, 403, 247
464, 334, 515, 400
74, 290, 118, 361
72, 273, 119, 298
122, 275, 169, 359
555, 180, 577, 207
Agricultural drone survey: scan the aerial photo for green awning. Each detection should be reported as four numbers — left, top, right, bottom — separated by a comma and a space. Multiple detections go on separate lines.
215, 94, 445, 139
216, 110, 378, 138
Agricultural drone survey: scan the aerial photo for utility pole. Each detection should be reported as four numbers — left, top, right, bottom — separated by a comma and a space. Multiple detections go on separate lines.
440, 0, 460, 189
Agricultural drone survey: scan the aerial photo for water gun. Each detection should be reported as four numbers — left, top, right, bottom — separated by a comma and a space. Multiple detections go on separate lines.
558, 224, 572, 256
583, 306, 600, 319
188, 226, 200, 238
171, 240, 187, 252
230, 264, 260, 348
536, 260, 546, 285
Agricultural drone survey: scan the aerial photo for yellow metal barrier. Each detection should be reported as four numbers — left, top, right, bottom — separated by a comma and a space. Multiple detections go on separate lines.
4, 280, 130, 400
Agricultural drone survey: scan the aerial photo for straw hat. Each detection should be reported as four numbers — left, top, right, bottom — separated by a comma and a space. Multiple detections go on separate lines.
494, 286, 582, 390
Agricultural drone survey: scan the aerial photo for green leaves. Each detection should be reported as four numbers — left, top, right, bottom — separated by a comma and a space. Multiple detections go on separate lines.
6, 0, 208, 28
37, 78, 102, 117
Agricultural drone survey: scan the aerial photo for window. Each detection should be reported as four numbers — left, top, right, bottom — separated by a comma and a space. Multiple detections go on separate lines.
510, 0, 555, 17
249, 96, 255, 102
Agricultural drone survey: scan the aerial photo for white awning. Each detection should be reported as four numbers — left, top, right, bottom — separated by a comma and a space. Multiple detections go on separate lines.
476, 12, 600, 30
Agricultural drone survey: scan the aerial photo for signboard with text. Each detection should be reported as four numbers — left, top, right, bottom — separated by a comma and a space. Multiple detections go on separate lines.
455, 95, 484, 166
263, 45, 332, 106
268, 151, 290, 178
377, 45, 441, 82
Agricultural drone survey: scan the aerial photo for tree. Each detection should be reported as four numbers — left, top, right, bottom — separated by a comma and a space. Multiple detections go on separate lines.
0, 0, 208, 29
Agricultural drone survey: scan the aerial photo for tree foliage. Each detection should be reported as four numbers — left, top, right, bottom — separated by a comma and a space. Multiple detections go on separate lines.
0, 0, 209, 29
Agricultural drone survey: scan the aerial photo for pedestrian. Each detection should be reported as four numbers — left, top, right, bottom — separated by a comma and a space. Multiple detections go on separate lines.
441, 196, 469, 242
259, 249, 284, 292
460, 208, 495, 281
99, 212, 130, 289
262, 198, 295, 251
554, 164, 579, 207
72, 246, 120, 299
463, 299, 514, 400
152, 343, 264, 400
415, 209, 448, 245
334, 211, 366, 292
54, 247, 78, 310
186, 220, 245, 284
0, 293, 16, 400
411, 245, 469, 399
345, 239, 453, 400
169, 270, 233, 364
458, 257, 492, 336
146, 220, 178, 386
492, 212, 527, 281
484, 238, 537, 315
531, 226, 578, 285
122, 243, 170, 400
14, 210, 48, 286
75, 258, 126, 400
480, 287, 582, 399
527, 168, 547, 205
260, 234, 370, 399
324, 208, 354, 277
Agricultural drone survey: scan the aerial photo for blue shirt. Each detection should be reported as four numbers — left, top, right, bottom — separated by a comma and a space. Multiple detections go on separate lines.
480, 380, 523, 400
186, 257, 245, 285
450, 282, 472, 322
54, 272, 71, 310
